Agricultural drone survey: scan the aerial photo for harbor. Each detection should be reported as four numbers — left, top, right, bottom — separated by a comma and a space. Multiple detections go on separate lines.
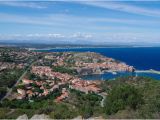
81, 70, 160, 81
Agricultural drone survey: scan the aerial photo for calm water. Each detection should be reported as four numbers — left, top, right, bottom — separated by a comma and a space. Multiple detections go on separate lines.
38, 47, 160, 80
81, 72, 160, 80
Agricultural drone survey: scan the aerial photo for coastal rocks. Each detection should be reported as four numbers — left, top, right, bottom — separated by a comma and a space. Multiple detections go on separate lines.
30, 114, 50, 120
16, 114, 28, 120
16, 114, 50, 120
72, 116, 105, 120
72, 116, 82, 120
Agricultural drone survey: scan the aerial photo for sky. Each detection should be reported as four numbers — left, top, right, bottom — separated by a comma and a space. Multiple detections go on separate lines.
0, 1, 160, 45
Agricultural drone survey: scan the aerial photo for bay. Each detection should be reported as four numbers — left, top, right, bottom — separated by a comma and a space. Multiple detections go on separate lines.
37, 47, 160, 80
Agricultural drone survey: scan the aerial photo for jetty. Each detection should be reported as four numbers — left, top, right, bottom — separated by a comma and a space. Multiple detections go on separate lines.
136, 69, 160, 74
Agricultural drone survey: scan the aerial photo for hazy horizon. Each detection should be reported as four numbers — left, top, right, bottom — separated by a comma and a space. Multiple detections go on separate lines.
0, 1, 160, 45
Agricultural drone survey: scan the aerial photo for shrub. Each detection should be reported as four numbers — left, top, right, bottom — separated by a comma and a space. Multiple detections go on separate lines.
104, 84, 143, 115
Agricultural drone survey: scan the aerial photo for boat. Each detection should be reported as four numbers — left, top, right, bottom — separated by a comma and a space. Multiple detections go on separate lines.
112, 71, 117, 75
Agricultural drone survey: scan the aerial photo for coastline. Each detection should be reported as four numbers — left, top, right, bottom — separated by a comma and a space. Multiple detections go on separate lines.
31, 47, 160, 80
29, 46, 160, 51
30, 47, 128, 51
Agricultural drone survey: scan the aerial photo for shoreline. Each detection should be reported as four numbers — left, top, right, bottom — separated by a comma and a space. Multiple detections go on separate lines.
30, 47, 128, 51
29, 46, 160, 51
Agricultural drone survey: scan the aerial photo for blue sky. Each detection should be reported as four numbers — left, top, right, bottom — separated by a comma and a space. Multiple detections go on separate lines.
0, 1, 160, 45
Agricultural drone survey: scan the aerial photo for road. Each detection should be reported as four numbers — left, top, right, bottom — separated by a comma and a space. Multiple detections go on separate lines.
98, 93, 106, 107
1, 60, 37, 102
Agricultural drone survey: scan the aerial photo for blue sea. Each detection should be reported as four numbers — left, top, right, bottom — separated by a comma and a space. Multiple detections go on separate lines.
38, 47, 160, 80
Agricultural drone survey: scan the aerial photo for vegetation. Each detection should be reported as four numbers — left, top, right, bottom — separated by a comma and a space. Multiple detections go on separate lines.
104, 84, 143, 115
0, 69, 23, 88
0, 98, 77, 119
101, 76, 160, 119
49, 103, 78, 119
0, 108, 10, 119
0, 87, 6, 100
66, 89, 102, 118
0, 52, 14, 62
0, 47, 38, 100
0, 69, 23, 100
6, 109, 35, 119
0, 73, 160, 119
52, 66, 77, 75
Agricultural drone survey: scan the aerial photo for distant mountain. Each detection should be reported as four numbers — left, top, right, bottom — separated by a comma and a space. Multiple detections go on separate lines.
0, 39, 160, 48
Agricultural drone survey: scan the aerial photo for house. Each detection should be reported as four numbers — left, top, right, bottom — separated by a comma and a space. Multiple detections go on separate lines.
17, 89, 26, 99
17, 89, 26, 96
22, 79, 33, 85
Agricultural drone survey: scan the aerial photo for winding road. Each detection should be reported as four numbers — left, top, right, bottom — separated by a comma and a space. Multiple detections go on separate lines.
98, 93, 107, 107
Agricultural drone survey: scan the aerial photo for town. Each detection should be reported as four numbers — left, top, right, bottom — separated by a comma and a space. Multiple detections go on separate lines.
0, 47, 135, 103
0, 48, 134, 104
15, 66, 101, 102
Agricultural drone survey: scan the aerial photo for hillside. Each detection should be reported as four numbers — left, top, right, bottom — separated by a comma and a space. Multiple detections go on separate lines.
0, 76, 159, 119
101, 76, 160, 119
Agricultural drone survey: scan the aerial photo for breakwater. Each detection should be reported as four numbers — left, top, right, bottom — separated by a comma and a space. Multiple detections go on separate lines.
136, 69, 160, 74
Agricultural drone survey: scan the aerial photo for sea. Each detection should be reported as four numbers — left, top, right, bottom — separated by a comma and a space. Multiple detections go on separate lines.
37, 47, 160, 80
